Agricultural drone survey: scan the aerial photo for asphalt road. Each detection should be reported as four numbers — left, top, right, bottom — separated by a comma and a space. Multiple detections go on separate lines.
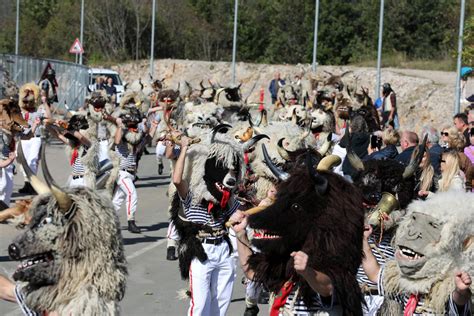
0, 144, 255, 316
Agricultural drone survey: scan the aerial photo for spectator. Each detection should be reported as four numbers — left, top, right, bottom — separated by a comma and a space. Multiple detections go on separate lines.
415, 149, 438, 199
440, 126, 451, 149
460, 66, 473, 103
340, 116, 370, 179
465, 126, 474, 164
453, 113, 470, 148
445, 126, 474, 191
395, 131, 419, 165
428, 150, 465, 196
104, 76, 117, 100
268, 72, 285, 105
380, 83, 399, 129
367, 129, 400, 160
420, 125, 443, 175
92, 76, 105, 91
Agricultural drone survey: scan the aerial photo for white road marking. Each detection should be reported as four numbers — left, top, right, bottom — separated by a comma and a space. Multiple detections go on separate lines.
126, 239, 167, 260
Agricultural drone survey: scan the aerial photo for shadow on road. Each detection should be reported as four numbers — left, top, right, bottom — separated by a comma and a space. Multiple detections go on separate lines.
136, 181, 170, 188
122, 235, 164, 246
140, 222, 168, 232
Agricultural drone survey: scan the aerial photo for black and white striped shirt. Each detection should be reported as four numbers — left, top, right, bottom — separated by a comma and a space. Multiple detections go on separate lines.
115, 142, 136, 170
14, 284, 39, 316
357, 231, 395, 290
180, 190, 239, 238
280, 287, 338, 315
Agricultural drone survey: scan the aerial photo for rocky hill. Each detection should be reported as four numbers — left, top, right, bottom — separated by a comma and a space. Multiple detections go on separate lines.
111, 59, 473, 133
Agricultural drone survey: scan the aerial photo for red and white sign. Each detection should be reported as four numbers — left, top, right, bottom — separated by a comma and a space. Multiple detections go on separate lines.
69, 38, 84, 54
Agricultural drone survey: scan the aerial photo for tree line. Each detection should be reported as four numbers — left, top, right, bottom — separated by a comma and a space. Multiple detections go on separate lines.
0, 0, 473, 67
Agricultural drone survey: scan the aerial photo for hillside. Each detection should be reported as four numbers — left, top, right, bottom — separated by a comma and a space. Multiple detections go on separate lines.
112, 59, 473, 132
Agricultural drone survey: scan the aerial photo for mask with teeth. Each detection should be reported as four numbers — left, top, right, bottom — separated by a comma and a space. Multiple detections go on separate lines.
247, 152, 365, 314
382, 192, 474, 313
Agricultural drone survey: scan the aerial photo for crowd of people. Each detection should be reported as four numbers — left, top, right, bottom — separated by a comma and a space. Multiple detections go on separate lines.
0, 66, 473, 316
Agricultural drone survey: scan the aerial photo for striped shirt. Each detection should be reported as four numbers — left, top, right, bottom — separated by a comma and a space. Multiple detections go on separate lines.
14, 284, 39, 316
115, 142, 136, 170
378, 265, 472, 315
357, 231, 395, 291
71, 149, 87, 176
180, 190, 239, 238
280, 288, 339, 315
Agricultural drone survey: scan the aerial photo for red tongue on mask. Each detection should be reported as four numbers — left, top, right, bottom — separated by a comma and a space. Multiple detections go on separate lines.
207, 189, 231, 213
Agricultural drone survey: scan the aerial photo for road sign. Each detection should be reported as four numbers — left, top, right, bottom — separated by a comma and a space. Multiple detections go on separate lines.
69, 38, 84, 54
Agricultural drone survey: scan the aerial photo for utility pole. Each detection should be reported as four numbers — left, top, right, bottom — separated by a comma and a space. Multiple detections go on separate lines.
454, 0, 466, 114
375, 0, 384, 100
150, 0, 156, 78
231, 0, 239, 85
79, 0, 84, 65
311, 0, 320, 73
15, 0, 20, 55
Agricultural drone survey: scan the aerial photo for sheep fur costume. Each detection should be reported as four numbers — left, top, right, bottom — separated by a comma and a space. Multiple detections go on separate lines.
380, 191, 474, 314
170, 129, 245, 279
9, 187, 127, 315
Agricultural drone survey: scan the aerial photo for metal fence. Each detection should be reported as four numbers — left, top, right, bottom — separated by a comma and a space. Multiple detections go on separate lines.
0, 54, 89, 111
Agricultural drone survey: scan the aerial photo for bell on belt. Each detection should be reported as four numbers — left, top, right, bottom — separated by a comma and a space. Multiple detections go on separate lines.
368, 192, 399, 227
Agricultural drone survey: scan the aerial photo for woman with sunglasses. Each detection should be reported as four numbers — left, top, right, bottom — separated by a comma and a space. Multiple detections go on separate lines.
422, 150, 465, 198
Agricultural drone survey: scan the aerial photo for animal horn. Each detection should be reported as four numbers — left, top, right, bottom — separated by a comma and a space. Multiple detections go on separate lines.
277, 138, 297, 161
317, 132, 332, 156
402, 134, 428, 179
317, 154, 342, 171
345, 128, 365, 171
243, 134, 270, 152
210, 123, 232, 143
40, 143, 73, 213
262, 144, 289, 181
17, 143, 51, 195
306, 151, 328, 194
291, 108, 297, 124
199, 80, 205, 91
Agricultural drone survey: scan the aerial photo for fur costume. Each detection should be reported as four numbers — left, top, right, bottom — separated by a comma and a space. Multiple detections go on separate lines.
246, 151, 365, 315
0, 66, 18, 98
170, 128, 245, 279
380, 192, 474, 314
84, 92, 119, 194
18, 83, 40, 110
9, 150, 127, 315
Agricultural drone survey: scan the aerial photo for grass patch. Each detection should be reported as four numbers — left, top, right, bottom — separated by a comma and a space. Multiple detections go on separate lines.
351, 52, 455, 71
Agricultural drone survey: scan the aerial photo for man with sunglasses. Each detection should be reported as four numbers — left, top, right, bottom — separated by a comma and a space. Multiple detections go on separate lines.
453, 113, 470, 148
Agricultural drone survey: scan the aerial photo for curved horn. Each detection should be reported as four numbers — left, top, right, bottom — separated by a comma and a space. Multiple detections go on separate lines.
402, 134, 428, 179
291, 108, 297, 124
345, 128, 365, 171
210, 123, 232, 143
317, 132, 332, 156
277, 138, 298, 161
17, 143, 51, 195
306, 151, 328, 194
317, 154, 342, 171
262, 144, 289, 181
40, 144, 73, 213
243, 134, 270, 152
199, 80, 205, 91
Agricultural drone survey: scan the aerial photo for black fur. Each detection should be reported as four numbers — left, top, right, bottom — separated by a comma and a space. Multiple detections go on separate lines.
247, 164, 365, 315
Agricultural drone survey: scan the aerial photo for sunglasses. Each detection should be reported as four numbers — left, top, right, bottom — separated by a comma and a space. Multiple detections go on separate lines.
441, 132, 449, 136
440, 159, 446, 163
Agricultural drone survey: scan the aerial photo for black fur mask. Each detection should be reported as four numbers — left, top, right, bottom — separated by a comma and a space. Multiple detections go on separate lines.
247, 163, 365, 315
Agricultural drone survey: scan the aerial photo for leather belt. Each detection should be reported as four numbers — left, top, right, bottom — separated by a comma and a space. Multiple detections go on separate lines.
122, 168, 136, 174
201, 236, 224, 245
72, 175, 84, 180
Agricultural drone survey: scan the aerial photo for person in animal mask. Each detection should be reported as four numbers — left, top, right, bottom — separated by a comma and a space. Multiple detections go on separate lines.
380, 83, 398, 129
112, 110, 158, 233
172, 134, 243, 316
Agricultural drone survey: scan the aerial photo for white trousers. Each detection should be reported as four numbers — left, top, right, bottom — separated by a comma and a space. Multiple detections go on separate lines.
112, 170, 137, 221
167, 221, 180, 247
0, 164, 14, 205
68, 176, 85, 188
188, 242, 235, 316
99, 140, 110, 162
20, 137, 42, 175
